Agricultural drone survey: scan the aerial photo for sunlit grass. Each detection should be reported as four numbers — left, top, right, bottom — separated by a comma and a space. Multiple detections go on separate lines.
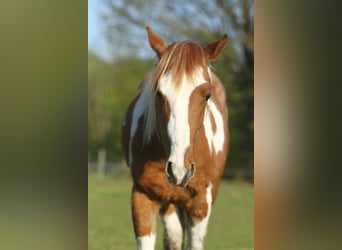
88, 173, 254, 250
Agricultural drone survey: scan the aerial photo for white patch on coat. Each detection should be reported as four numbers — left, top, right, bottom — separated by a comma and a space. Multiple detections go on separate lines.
204, 100, 225, 154
162, 211, 183, 249
158, 67, 207, 184
187, 183, 213, 250
136, 233, 156, 250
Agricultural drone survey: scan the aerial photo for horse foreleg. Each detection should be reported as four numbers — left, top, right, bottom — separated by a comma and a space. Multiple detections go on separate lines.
131, 189, 161, 250
160, 203, 184, 250
185, 183, 213, 250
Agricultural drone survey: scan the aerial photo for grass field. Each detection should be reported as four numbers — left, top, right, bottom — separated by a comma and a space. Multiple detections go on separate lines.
88, 173, 254, 250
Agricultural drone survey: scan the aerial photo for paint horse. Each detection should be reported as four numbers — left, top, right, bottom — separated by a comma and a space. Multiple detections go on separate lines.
121, 26, 229, 250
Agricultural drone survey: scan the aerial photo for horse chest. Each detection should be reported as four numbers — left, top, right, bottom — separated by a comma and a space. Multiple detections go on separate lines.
133, 160, 211, 202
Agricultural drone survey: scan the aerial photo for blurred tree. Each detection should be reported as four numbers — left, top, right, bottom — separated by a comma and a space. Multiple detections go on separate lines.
95, 0, 253, 179
88, 51, 154, 160
105, 57, 154, 160
88, 52, 112, 157
102, 0, 253, 59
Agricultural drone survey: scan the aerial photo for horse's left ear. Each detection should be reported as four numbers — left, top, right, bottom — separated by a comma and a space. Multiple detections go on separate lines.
146, 26, 167, 57
204, 34, 228, 62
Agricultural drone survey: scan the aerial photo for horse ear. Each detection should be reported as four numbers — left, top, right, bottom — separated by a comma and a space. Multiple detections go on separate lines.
145, 26, 167, 57
204, 34, 228, 62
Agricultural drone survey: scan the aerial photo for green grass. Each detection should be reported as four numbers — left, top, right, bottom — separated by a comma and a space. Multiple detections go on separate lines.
88, 173, 254, 250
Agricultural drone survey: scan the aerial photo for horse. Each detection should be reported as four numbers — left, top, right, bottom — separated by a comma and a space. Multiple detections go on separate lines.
121, 26, 229, 250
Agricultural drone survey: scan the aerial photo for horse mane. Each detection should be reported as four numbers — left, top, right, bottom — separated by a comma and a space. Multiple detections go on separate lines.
150, 41, 207, 91
142, 41, 208, 145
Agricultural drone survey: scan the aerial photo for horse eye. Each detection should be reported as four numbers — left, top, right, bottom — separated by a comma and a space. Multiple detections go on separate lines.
156, 90, 164, 100
204, 93, 211, 101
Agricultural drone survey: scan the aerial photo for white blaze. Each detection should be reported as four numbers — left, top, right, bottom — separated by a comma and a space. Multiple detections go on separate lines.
159, 68, 206, 183
128, 66, 224, 173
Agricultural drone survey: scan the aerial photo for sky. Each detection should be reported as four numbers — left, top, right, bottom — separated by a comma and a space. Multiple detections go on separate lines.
88, 0, 112, 61
88, 0, 251, 62
88, 0, 156, 61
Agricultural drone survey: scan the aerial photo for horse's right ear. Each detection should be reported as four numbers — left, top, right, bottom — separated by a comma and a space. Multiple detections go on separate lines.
146, 26, 167, 57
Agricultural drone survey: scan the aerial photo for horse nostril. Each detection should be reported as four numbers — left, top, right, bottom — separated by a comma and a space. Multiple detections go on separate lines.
189, 162, 195, 179
166, 161, 173, 177
180, 163, 196, 187
166, 161, 177, 185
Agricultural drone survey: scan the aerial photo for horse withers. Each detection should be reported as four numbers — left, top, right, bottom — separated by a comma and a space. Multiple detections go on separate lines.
121, 26, 229, 250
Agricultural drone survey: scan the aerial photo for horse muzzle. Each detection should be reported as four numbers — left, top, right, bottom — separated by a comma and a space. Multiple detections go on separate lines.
166, 161, 195, 187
